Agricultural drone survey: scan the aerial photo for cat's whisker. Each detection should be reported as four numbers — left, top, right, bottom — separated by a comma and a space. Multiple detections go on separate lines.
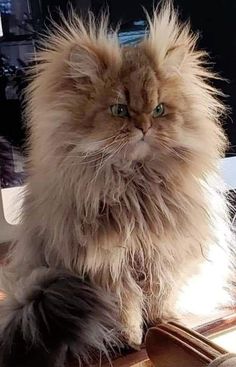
156, 141, 193, 164
79, 138, 126, 167
93, 147, 110, 174
91, 140, 128, 182
58, 136, 126, 167
65, 138, 127, 169
94, 142, 125, 173
59, 134, 122, 159
77, 135, 125, 156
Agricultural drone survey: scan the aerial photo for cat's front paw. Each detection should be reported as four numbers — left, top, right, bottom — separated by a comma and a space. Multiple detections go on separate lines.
122, 325, 143, 350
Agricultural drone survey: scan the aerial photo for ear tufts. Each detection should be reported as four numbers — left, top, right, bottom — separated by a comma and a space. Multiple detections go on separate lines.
32, 11, 121, 87
143, 1, 198, 72
67, 12, 122, 83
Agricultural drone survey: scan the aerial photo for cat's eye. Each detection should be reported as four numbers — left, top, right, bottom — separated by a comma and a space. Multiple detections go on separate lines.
152, 103, 165, 118
110, 104, 129, 118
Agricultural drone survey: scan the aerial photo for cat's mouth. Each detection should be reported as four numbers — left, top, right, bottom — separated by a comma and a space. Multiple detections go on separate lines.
139, 137, 149, 145
127, 135, 151, 160
131, 130, 150, 143
138, 134, 152, 146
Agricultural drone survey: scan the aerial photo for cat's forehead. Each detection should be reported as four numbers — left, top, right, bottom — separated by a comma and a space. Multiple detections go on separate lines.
118, 47, 159, 113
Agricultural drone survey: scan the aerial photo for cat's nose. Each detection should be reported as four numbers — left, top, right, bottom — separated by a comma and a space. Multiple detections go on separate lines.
134, 119, 152, 134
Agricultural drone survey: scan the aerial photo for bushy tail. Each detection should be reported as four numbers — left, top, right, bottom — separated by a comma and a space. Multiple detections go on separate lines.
0, 268, 121, 367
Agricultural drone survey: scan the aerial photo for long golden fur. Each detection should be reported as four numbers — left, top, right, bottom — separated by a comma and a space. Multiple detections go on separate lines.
1, 1, 233, 355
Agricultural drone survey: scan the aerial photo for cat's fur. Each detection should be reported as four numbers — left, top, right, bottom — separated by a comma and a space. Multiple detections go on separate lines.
0, 2, 233, 366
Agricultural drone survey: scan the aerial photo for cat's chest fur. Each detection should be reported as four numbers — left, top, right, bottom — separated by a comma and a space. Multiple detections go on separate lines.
81, 170, 191, 276
78, 164, 208, 284
92, 168, 181, 247
93, 174, 164, 244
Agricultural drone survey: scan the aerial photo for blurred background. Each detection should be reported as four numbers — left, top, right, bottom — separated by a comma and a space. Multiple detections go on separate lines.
0, 0, 235, 188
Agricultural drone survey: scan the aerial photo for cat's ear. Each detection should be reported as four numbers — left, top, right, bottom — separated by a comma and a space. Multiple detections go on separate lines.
163, 44, 191, 71
69, 44, 105, 82
69, 41, 121, 84
143, 3, 199, 73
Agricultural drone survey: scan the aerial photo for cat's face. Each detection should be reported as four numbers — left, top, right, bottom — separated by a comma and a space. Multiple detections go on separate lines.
30, 8, 226, 173
68, 47, 193, 167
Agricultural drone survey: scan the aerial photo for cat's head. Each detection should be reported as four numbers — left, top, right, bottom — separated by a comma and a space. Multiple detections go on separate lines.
27, 2, 227, 176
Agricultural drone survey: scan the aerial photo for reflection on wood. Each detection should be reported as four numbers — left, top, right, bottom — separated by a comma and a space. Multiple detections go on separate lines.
100, 347, 150, 367
195, 310, 236, 337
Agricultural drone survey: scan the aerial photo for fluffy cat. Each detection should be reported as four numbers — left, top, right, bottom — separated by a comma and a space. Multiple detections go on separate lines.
0, 2, 233, 366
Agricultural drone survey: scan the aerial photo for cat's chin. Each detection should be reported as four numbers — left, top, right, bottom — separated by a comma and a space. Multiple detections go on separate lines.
127, 140, 151, 161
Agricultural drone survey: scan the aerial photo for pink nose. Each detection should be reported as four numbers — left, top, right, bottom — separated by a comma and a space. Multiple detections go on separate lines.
134, 118, 152, 134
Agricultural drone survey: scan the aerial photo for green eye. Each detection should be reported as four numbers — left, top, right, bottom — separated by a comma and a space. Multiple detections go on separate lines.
152, 103, 165, 118
110, 104, 129, 118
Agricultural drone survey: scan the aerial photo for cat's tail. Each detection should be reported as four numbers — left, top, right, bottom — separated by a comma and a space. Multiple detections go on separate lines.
0, 268, 121, 367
